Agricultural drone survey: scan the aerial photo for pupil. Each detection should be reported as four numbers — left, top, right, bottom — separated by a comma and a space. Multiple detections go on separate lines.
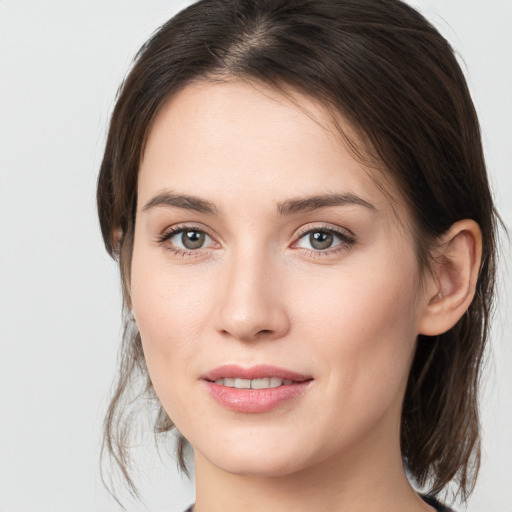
182, 230, 205, 249
310, 231, 333, 250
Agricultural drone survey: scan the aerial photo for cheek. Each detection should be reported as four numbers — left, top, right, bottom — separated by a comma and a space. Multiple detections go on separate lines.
292, 258, 420, 410
129, 248, 215, 410
131, 234, 213, 335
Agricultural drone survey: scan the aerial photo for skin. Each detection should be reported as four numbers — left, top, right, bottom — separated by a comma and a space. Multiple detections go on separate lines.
129, 80, 481, 512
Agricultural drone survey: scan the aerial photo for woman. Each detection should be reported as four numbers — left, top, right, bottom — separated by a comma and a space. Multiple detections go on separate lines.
96, 1, 499, 511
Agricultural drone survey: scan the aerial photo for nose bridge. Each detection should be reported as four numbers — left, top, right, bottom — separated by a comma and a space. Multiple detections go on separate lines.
214, 239, 289, 341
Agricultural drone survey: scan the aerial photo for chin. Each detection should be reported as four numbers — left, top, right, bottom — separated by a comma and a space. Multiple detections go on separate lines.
205, 449, 309, 478
190, 423, 326, 478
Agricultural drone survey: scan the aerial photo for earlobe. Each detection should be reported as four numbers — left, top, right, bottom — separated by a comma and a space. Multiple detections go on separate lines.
418, 219, 482, 336
111, 227, 123, 253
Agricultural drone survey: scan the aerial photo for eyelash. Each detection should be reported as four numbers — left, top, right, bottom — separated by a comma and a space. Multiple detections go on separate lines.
156, 224, 356, 258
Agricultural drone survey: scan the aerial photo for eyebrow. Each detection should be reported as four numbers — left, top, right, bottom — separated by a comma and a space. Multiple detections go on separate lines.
142, 191, 218, 215
277, 193, 377, 215
142, 191, 377, 216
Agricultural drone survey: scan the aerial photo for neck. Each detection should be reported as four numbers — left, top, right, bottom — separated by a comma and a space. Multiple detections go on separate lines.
192, 421, 434, 512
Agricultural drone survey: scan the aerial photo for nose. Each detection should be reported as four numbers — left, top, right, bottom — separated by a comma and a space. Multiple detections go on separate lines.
213, 248, 291, 342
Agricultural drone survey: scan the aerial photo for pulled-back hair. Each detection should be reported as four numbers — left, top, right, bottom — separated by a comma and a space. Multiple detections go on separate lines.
97, 0, 499, 506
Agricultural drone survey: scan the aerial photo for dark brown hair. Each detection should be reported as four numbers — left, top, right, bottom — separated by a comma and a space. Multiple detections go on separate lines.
97, 0, 499, 507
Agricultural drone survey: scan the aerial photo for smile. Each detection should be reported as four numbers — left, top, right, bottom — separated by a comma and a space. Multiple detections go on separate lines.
213, 377, 295, 389
202, 365, 313, 413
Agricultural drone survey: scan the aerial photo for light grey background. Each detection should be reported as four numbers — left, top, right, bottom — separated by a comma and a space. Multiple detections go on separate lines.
0, 1, 510, 511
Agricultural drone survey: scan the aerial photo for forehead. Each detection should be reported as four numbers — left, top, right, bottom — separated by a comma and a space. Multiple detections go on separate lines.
138, 79, 406, 222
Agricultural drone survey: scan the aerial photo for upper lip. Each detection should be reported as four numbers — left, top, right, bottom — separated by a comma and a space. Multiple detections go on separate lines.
201, 364, 312, 382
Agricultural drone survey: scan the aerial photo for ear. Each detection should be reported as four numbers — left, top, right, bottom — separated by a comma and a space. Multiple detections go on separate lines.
418, 219, 482, 336
111, 227, 123, 254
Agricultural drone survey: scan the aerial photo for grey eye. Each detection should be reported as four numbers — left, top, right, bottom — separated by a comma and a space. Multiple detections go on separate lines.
296, 229, 349, 251
309, 231, 334, 250
182, 230, 205, 249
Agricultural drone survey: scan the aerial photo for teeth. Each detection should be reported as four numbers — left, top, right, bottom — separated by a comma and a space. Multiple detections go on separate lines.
235, 378, 251, 389
251, 378, 272, 389
271, 377, 293, 387
213, 377, 294, 389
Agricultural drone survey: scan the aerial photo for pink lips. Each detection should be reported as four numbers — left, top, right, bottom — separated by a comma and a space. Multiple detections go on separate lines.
201, 364, 313, 413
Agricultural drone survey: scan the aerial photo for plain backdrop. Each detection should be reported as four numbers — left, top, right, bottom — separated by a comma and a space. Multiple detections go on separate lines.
0, 1, 510, 511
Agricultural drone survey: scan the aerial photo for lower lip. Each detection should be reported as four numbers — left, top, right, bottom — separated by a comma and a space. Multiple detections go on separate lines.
203, 380, 312, 413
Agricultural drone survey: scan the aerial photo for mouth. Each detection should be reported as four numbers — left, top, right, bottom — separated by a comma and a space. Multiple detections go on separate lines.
211, 377, 296, 389
201, 364, 312, 386
201, 364, 313, 413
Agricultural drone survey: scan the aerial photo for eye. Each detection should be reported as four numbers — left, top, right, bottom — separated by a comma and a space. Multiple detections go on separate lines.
174, 229, 208, 250
303, 231, 336, 250
295, 227, 355, 252
158, 226, 216, 252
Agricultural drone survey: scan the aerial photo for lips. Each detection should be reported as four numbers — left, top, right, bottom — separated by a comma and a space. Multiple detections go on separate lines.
201, 365, 313, 413
201, 364, 312, 383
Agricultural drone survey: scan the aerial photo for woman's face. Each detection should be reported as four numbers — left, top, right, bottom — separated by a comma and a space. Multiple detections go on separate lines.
131, 80, 431, 476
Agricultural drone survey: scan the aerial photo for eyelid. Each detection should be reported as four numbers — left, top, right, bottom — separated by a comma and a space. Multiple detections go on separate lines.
158, 223, 214, 241
294, 223, 355, 241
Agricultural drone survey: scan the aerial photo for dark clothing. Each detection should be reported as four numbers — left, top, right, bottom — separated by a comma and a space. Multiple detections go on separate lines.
184, 495, 454, 511
422, 494, 455, 511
